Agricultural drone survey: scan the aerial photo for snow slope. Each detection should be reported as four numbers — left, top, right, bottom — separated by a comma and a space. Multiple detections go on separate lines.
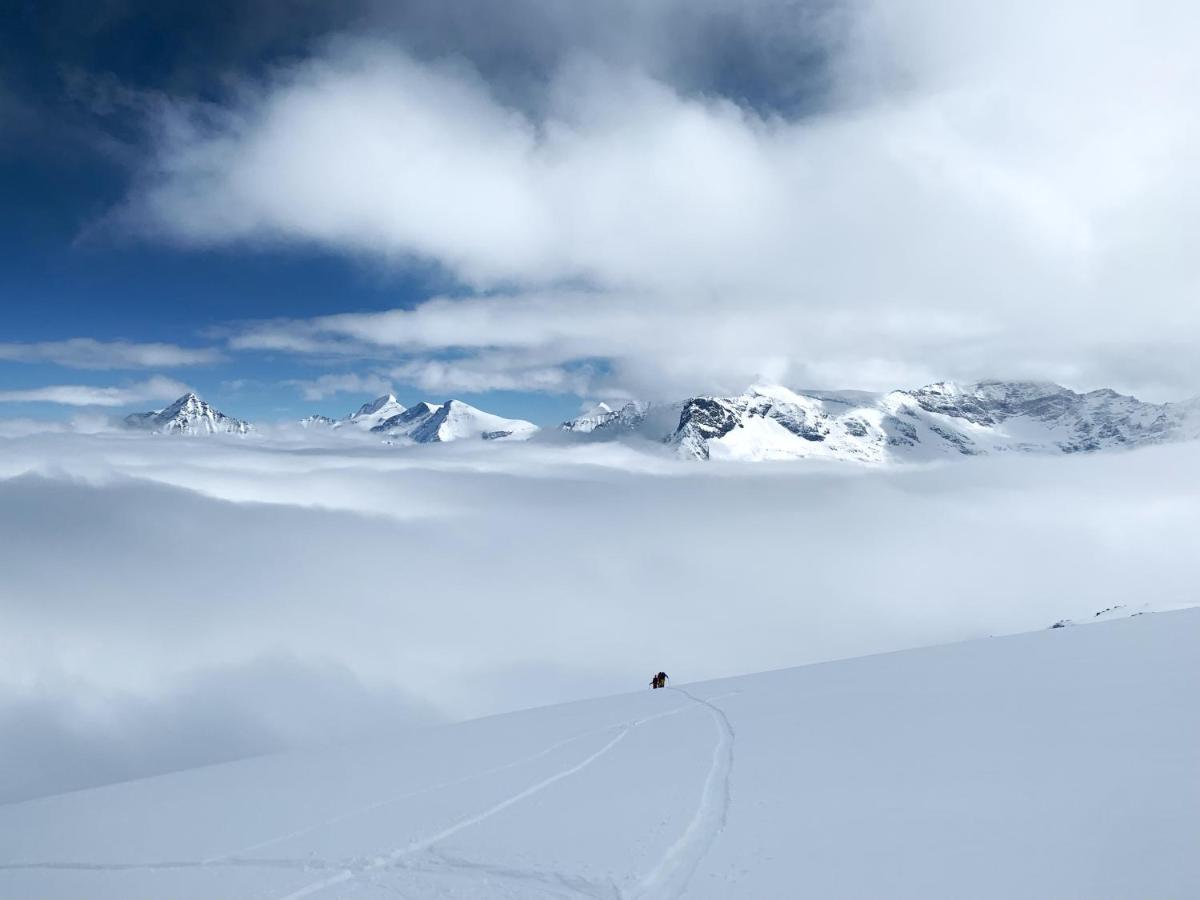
559, 401, 684, 442
123, 393, 252, 435
372, 400, 538, 443
339, 395, 407, 430
2, 608, 1196, 899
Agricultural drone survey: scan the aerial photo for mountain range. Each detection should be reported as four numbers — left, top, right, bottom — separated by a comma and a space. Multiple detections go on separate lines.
310, 394, 539, 443
125, 381, 1200, 462
563, 380, 1200, 461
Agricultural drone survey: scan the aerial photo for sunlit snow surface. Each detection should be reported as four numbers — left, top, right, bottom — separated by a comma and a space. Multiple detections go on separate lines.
2, 609, 1196, 900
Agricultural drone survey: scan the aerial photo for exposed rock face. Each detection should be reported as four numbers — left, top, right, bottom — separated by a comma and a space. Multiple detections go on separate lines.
663, 381, 1200, 462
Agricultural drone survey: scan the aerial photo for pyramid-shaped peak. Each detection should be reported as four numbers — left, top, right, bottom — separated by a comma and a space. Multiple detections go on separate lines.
125, 392, 250, 435
353, 394, 400, 417
161, 392, 205, 413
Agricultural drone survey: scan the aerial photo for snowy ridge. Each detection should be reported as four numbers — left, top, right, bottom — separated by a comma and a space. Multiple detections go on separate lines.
2, 609, 1197, 898
665, 380, 1200, 461
340, 394, 406, 430
561, 402, 615, 433
372, 400, 538, 443
124, 393, 251, 435
560, 401, 683, 442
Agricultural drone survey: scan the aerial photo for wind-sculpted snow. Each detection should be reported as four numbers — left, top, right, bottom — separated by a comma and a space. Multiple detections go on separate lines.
1, 611, 1196, 899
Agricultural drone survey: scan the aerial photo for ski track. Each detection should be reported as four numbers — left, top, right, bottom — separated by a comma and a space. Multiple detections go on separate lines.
621, 688, 735, 900
272, 698, 715, 900
203, 718, 652, 865
2, 691, 737, 900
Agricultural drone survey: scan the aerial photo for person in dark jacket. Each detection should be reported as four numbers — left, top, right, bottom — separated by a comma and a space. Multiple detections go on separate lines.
650, 671, 669, 689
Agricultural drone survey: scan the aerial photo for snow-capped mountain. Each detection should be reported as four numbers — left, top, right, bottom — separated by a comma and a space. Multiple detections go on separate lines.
666, 381, 1200, 461
298, 394, 408, 430
341, 394, 406, 430
124, 393, 251, 435
298, 414, 337, 428
561, 402, 615, 433
560, 400, 683, 442
372, 399, 538, 443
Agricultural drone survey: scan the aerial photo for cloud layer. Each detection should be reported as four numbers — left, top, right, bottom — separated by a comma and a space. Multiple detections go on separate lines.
109, 0, 1200, 400
2, 431, 1199, 800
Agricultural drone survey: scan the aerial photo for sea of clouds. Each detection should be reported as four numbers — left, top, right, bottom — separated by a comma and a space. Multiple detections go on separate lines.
2, 429, 1198, 803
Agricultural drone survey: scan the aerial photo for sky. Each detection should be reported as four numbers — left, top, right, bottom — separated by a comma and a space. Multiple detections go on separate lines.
3, 0, 1200, 427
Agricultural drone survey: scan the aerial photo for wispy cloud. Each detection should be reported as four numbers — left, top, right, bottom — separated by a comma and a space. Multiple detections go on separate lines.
0, 338, 224, 369
0, 375, 189, 407
286, 371, 394, 401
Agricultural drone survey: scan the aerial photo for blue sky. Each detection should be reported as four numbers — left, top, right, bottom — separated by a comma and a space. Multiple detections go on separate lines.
3, 0, 1200, 425
0, 0, 668, 424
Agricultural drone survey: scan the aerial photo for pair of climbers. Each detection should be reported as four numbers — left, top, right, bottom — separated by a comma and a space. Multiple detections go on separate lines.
649, 671, 669, 690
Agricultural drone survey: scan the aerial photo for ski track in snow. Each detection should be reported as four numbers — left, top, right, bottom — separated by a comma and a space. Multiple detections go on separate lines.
621, 688, 735, 900
2, 690, 738, 900
272, 696, 729, 900
203, 717, 657, 865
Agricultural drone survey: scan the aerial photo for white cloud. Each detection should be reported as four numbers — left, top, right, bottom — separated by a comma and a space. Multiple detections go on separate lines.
113, 1, 1200, 399
389, 353, 594, 395
0, 338, 224, 369
287, 371, 394, 401
0, 376, 190, 407
1, 433, 1198, 799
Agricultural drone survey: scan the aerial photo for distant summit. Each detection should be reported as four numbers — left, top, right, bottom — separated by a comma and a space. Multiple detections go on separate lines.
299, 395, 539, 443
372, 399, 538, 443
296, 393, 405, 431
124, 393, 251, 435
341, 394, 406, 430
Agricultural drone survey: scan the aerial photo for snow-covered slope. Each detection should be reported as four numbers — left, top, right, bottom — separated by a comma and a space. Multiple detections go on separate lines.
297, 395, 407, 431
340, 394, 407, 430
669, 380, 1200, 461
560, 401, 684, 442
561, 402, 615, 433
1050, 598, 1198, 629
3, 609, 1196, 900
373, 400, 538, 443
123, 393, 251, 435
